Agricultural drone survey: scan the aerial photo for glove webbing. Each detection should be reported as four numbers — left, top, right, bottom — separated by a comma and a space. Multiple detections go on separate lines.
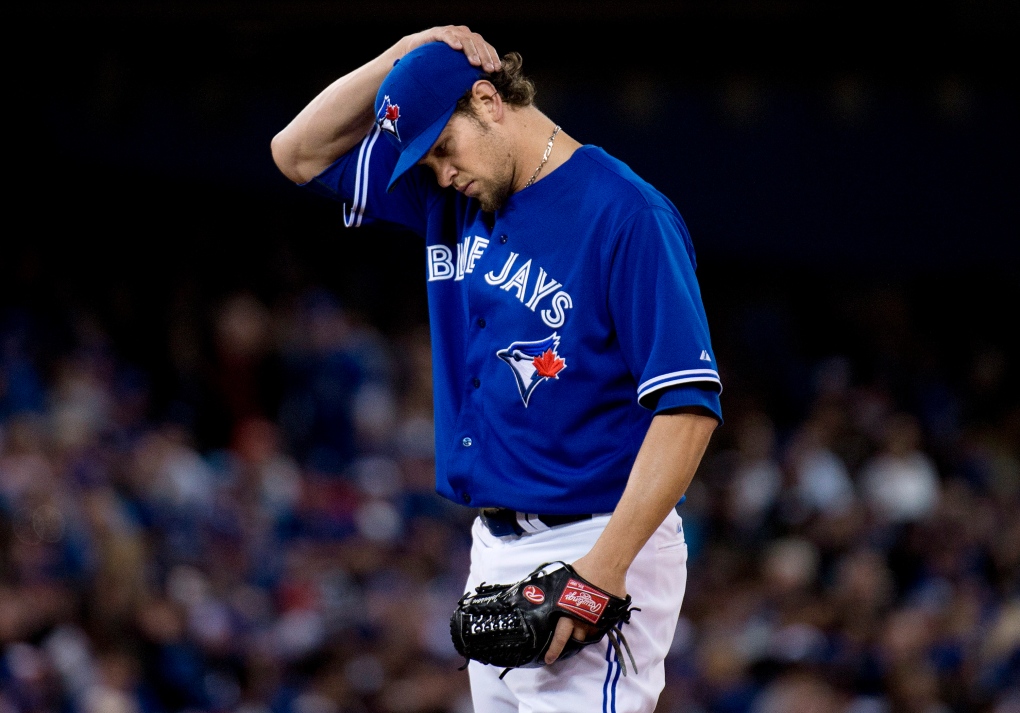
455, 582, 530, 672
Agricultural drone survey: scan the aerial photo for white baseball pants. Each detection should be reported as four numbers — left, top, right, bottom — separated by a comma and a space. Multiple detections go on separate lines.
464, 509, 688, 713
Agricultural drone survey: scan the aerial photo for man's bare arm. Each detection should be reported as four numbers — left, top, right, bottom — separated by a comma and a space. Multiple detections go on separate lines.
544, 407, 718, 664
270, 25, 500, 184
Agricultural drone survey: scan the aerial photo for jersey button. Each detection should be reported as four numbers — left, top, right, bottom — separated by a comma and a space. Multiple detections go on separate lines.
472, 378, 481, 388
462, 437, 473, 447
462, 493, 471, 504
499, 234, 508, 244
477, 318, 486, 328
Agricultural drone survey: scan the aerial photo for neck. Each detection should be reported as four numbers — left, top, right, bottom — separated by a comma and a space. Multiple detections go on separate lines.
511, 109, 581, 192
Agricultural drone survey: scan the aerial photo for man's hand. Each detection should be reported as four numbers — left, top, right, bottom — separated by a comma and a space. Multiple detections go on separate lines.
401, 25, 501, 73
543, 554, 627, 664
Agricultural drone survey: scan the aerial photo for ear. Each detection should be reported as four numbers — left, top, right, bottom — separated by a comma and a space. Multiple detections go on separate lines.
470, 80, 504, 122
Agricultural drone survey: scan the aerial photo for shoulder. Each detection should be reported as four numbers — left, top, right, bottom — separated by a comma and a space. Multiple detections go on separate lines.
572, 146, 679, 215
572, 149, 697, 269
564, 148, 688, 252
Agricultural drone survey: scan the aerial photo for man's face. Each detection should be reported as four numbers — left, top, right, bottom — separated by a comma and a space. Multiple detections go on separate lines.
418, 109, 514, 212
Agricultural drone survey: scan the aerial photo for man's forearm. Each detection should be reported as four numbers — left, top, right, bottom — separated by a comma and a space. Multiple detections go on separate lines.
579, 409, 718, 595
270, 41, 404, 184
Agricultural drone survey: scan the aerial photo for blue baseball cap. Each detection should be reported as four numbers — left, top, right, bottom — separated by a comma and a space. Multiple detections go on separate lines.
374, 42, 486, 191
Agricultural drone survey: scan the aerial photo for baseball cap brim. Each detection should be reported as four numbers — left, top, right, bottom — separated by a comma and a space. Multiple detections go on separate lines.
386, 102, 458, 193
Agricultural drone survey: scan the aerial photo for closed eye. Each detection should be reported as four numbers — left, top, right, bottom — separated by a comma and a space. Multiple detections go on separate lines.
419, 147, 442, 169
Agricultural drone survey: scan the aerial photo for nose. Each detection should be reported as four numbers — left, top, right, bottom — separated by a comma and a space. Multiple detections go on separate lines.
436, 161, 457, 188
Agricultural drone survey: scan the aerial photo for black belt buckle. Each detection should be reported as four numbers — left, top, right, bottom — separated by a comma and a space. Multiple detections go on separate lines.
479, 508, 524, 537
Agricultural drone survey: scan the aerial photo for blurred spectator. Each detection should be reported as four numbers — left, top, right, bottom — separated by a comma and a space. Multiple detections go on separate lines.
750, 669, 846, 713
783, 405, 857, 523
210, 292, 284, 437
726, 410, 783, 535
859, 413, 940, 525
82, 649, 143, 713
1, 311, 47, 420
276, 288, 363, 477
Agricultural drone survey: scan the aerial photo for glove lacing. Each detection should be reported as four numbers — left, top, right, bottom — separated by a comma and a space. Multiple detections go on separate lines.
606, 616, 640, 677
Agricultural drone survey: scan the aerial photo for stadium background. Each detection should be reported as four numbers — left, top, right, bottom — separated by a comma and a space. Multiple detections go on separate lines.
3, 2, 1018, 712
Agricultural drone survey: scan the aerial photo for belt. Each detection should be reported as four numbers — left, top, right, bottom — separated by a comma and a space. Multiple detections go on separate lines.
479, 508, 594, 538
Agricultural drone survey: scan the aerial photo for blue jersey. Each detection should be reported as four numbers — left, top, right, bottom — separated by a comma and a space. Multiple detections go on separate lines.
306, 128, 722, 514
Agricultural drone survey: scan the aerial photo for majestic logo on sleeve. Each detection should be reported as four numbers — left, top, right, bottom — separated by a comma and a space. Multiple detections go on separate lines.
497, 333, 567, 407
376, 96, 400, 141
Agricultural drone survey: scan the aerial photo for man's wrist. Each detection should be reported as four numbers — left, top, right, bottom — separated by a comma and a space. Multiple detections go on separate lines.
572, 552, 630, 598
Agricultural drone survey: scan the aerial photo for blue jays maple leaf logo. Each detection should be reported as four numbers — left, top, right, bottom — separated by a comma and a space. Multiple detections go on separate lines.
497, 333, 567, 407
376, 95, 400, 141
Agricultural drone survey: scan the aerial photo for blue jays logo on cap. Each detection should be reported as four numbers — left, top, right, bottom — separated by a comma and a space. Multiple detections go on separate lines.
376, 96, 401, 141
497, 333, 567, 406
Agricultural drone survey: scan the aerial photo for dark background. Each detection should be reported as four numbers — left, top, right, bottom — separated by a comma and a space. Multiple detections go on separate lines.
2, 3, 1020, 713
8, 1, 1018, 418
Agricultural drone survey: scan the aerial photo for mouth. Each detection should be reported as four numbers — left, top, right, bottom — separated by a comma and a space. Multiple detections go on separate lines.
457, 181, 474, 196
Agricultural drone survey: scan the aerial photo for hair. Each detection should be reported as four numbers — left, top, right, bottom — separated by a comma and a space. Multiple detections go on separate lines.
453, 51, 536, 118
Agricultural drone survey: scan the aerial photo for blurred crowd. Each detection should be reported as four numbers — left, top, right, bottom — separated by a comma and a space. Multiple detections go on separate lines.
1, 276, 1018, 713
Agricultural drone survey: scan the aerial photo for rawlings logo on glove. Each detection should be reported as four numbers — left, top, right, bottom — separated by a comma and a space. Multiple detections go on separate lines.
558, 580, 610, 622
450, 562, 639, 678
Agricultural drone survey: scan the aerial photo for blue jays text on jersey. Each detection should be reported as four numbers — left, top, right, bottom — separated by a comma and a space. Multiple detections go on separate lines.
427, 239, 574, 329
305, 126, 723, 516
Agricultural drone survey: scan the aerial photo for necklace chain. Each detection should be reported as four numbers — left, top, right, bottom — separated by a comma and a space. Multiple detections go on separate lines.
524, 125, 561, 189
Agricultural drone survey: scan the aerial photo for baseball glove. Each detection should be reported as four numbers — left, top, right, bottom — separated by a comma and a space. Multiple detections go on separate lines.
450, 561, 639, 678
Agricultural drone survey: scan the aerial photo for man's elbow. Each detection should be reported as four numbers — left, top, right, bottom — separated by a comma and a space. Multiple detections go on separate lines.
270, 131, 308, 184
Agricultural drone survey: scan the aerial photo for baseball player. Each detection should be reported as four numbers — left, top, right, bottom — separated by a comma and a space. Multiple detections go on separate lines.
272, 25, 722, 713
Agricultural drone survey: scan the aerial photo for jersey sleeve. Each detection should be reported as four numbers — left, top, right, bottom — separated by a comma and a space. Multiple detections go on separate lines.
652, 384, 723, 422
301, 125, 435, 237
608, 206, 723, 418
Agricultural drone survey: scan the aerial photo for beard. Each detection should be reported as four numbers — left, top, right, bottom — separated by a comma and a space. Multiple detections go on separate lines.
467, 120, 515, 212
476, 175, 514, 212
